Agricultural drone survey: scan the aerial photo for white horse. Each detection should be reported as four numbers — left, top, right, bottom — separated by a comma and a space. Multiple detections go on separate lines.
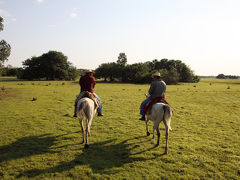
76, 97, 97, 149
145, 102, 173, 154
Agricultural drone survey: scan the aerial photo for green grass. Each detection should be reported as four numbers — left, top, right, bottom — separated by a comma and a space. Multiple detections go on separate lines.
0, 77, 239, 179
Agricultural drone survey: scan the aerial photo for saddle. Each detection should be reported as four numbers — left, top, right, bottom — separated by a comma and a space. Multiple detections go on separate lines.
75, 91, 99, 108
143, 97, 168, 114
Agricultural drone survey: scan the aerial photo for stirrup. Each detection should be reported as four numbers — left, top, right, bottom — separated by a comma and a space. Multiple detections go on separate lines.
98, 112, 104, 116
139, 116, 145, 121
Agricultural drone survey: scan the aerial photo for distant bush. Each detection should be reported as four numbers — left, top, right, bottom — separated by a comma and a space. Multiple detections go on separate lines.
216, 74, 239, 79
95, 53, 199, 84
1, 67, 23, 77
19, 51, 79, 80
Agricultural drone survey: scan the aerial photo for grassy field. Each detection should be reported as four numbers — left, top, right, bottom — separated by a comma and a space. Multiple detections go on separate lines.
0, 77, 239, 179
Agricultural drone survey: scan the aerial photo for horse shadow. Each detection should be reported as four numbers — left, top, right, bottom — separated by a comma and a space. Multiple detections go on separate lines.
17, 136, 159, 178
0, 133, 73, 164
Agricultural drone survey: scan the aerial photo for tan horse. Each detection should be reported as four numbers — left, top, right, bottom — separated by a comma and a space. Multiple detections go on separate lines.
145, 102, 173, 154
76, 97, 97, 149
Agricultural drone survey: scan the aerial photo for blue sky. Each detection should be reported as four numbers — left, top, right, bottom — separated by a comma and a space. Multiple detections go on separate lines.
0, 0, 240, 76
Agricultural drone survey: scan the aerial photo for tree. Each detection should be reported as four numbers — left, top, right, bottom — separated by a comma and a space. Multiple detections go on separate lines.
94, 63, 109, 81
0, 40, 11, 64
39, 51, 69, 80
95, 62, 121, 81
216, 74, 225, 79
216, 74, 238, 79
1, 65, 23, 77
146, 59, 199, 83
67, 66, 79, 80
117, 53, 127, 66
122, 63, 150, 83
20, 51, 78, 80
159, 68, 180, 85
0, 16, 11, 69
0, 16, 3, 31
95, 55, 199, 84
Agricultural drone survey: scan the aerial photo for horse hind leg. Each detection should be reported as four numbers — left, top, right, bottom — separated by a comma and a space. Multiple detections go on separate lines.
152, 120, 160, 146
79, 118, 85, 144
164, 126, 169, 154
87, 116, 93, 137
156, 127, 160, 146
84, 115, 93, 149
163, 119, 169, 154
152, 120, 160, 139
84, 130, 89, 149
163, 106, 172, 154
146, 120, 150, 136
84, 120, 89, 149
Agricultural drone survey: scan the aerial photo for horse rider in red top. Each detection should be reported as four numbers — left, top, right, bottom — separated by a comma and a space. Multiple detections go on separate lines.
74, 70, 103, 117
79, 70, 96, 93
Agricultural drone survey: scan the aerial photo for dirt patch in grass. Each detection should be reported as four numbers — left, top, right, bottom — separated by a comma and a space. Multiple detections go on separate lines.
0, 88, 16, 100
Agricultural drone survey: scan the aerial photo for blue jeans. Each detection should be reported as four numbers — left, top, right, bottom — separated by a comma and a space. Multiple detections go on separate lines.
140, 97, 151, 116
93, 92, 102, 113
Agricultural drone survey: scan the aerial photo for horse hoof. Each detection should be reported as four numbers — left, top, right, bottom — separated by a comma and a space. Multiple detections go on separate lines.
147, 132, 150, 136
84, 144, 89, 149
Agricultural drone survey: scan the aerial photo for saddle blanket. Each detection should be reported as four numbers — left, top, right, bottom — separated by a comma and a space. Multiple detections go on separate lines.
143, 97, 168, 114
75, 91, 99, 108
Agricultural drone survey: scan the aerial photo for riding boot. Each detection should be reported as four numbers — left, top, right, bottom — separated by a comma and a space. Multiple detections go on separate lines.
139, 115, 145, 121
98, 112, 104, 116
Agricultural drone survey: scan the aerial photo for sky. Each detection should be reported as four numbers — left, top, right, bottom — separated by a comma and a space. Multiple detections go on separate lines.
0, 0, 240, 76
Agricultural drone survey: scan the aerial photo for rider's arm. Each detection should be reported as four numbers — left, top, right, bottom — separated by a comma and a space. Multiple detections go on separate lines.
89, 76, 95, 93
161, 81, 167, 98
148, 81, 155, 95
92, 76, 96, 89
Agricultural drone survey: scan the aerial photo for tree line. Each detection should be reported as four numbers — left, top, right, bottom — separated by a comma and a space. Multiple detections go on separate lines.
17, 51, 79, 80
1, 51, 79, 80
1, 51, 200, 84
95, 53, 200, 84
216, 74, 239, 79
0, 16, 11, 75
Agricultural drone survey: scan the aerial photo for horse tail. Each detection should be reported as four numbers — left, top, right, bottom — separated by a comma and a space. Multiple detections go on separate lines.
163, 104, 172, 131
77, 100, 87, 117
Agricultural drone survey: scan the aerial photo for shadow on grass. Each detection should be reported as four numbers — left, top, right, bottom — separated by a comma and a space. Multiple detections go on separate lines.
0, 134, 72, 164
17, 136, 158, 178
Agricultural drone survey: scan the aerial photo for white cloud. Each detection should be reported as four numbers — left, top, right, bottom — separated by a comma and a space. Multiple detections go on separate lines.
48, 24, 56, 28
73, 7, 80, 11
70, 13, 77, 18
0, 9, 16, 23
37, 0, 44, 3
0, 9, 11, 17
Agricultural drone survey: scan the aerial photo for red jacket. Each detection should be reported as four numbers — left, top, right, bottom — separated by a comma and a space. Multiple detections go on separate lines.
79, 75, 96, 93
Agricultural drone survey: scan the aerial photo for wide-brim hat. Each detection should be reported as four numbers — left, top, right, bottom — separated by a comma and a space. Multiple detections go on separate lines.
85, 69, 95, 74
151, 72, 161, 78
